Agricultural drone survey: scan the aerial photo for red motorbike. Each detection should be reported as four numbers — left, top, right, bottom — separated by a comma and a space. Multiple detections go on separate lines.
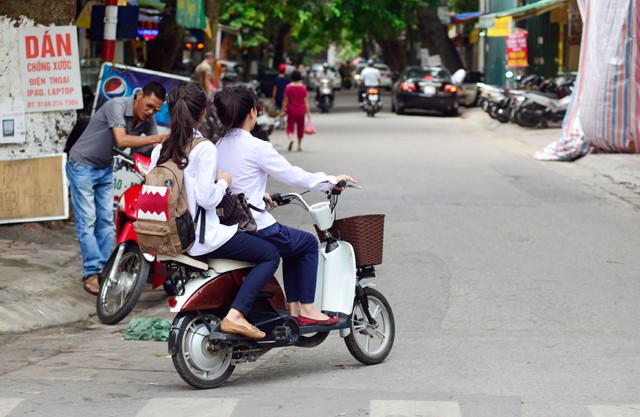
97, 148, 175, 324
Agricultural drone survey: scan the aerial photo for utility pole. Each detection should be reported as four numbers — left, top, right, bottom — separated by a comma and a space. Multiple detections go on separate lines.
102, 0, 117, 62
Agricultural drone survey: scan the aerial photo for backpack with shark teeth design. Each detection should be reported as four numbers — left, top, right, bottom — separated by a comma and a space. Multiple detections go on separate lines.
133, 137, 206, 256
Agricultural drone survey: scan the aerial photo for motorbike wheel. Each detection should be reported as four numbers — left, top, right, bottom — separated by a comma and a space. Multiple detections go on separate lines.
97, 243, 150, 325
171, 312, 235, 389
516, 109, 541, 128
344, 287, 395, 365
495, 109, 510, 123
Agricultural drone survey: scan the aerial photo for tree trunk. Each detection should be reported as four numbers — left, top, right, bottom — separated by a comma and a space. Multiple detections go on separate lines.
145, 0, 185, 73
376, 38, 406, 72
0, 0, 75, 25
204, 0, 222, 56
417, 6, 463, 72
272, 23, 291, 69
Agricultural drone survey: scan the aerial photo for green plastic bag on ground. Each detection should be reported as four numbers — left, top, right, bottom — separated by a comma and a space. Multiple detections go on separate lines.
124, 317, 171, 341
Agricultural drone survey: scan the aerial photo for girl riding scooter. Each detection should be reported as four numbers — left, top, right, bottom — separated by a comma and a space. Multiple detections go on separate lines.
213, 84, 356, 325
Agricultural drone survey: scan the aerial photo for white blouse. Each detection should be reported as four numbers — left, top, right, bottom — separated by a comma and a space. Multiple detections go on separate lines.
149, 137, 237, 256
216, 128, 337, 230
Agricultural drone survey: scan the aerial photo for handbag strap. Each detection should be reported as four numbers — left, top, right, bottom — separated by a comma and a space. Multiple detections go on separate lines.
247, 202, 266, 213
237, 192, 266, 213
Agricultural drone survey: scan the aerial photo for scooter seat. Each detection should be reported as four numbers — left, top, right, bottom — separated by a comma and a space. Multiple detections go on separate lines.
208, 258, 256, 273
156, 254, 209, 270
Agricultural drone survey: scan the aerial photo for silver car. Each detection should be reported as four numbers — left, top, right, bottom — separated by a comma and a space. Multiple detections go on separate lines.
354, 63, 393, 90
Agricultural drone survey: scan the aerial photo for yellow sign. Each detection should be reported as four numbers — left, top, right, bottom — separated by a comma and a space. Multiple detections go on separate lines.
487, 16, 513, 37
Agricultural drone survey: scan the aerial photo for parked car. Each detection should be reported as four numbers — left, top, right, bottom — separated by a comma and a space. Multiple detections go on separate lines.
458, 70, 483, 107
305, 64, 342, 91
391, 66, 459, 116
353, 62, 393, 90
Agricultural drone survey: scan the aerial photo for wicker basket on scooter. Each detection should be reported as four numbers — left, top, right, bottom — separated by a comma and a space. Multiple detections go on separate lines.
314, 214, 385, 268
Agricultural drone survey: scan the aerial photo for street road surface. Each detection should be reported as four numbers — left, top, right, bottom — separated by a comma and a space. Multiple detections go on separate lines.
1, 90, 640, 417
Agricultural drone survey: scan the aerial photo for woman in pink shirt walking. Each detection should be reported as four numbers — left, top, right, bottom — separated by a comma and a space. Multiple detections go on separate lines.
282, 70, 311, 152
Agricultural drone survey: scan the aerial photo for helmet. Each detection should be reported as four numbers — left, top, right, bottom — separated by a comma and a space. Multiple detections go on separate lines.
367, 59, 375, 66
322, 62, 329, 68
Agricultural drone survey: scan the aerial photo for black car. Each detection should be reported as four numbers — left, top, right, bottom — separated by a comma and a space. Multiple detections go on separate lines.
391, 66, 459, 116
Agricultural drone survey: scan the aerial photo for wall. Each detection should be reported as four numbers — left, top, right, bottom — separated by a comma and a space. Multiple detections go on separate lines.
0, 16, 75, 160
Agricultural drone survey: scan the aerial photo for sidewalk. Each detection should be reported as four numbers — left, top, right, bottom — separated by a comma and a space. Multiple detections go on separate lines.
2, 109, 640, 334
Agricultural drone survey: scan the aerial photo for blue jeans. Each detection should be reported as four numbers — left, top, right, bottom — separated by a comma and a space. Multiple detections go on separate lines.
66, 159, 114, 277
204, 232, 280, 316
258, 222, 319, 304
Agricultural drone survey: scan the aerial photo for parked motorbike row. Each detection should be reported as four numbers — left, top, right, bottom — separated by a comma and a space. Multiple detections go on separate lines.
100, 148, 395, 389
477, 74, 575, 128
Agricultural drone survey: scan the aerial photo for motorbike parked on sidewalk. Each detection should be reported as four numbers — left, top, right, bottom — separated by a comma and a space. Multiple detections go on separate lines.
316, 78, 335, 113
360, 87, 383, 117
164, 181, 395, 389
516, 91, 571, 128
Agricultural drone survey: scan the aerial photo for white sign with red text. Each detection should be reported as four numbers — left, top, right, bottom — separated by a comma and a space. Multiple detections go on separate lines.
18, 26, 83, 113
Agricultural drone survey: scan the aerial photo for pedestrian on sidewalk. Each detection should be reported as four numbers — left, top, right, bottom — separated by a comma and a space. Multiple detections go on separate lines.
66, 82, 168, 296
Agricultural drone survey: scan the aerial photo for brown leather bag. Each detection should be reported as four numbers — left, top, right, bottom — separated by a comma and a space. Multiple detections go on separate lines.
216, 190, 264, 234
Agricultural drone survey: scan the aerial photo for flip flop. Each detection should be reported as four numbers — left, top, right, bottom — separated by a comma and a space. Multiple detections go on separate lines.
82, 274, 101, 296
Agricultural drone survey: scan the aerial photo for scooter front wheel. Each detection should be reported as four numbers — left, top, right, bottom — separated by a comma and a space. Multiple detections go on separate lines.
171, 312, 235, 389
344, 287, 395, 365
97, 242, 150, 325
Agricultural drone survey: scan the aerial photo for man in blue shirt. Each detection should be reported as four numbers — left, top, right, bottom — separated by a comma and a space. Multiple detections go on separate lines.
271, 63, 290, 112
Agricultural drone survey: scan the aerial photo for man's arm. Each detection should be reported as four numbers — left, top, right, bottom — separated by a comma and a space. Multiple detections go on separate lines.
112, 127, 168, 148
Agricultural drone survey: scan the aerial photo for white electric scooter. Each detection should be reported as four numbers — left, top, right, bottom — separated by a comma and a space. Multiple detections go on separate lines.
161, 181, 395, 389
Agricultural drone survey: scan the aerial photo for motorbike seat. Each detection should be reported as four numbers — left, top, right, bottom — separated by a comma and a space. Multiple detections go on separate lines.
208, 258, 256, 274
529, 90, 561, 99
156, 254, 209, 270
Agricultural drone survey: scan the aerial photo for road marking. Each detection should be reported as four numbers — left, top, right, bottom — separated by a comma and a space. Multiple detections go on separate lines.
135, 398, 239, 417
370, 400, 462, 417
0, 398, 23, 416
589, 405, 640, 417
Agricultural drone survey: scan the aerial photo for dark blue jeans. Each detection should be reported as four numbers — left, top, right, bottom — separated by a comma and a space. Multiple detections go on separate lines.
258, 222, 319, 304
204, 232, 280, 316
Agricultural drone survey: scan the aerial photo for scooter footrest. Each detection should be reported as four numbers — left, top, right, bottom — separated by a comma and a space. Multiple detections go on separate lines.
298, 315, 350, 335
272, 326, 293, 341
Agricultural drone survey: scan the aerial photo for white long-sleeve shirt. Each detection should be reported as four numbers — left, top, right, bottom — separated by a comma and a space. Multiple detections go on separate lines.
149, 136, 237, 256
216, 128, 337, 230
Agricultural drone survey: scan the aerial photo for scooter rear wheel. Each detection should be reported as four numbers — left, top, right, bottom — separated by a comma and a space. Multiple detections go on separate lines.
171, 312, 235, 389
344, 287, 395, 365
97, 242, 150, 325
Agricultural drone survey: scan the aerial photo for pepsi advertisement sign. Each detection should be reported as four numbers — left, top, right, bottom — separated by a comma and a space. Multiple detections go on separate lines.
94, 63, 190, 127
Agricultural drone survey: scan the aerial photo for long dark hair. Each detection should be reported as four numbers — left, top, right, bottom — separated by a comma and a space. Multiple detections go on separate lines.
157, 81, 207, 168
213, 84, 257, 133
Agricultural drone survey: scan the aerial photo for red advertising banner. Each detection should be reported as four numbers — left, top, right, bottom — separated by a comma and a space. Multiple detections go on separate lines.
18, 26, 83, 113
506, 30, 529, 68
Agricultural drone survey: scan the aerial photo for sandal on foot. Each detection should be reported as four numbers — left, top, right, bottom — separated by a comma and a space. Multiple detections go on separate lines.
82, 274, 101, 296
288, 141, 294, 151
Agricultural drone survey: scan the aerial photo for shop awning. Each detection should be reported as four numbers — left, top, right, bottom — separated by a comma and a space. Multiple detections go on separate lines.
450, 11, 485, 24
478, 0, 568, 28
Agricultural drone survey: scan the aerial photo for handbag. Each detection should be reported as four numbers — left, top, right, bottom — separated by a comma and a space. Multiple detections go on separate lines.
216, 190, 264, 234
304, 118, 316, 134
